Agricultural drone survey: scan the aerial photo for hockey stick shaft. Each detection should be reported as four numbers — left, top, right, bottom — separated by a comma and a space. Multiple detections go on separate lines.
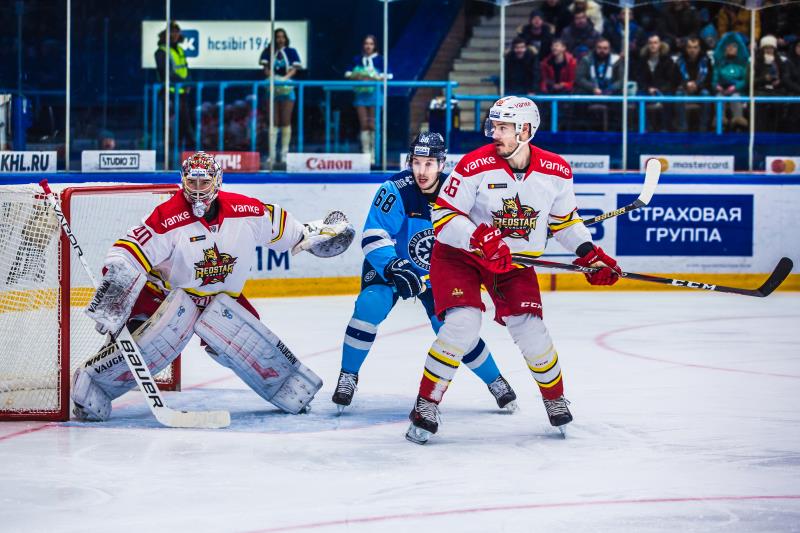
512, 254, 793, 298
39, 180, 230, 428
549, 157, 662, 237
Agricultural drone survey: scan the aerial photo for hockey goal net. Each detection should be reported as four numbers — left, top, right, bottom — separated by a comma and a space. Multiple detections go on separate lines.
0, 183, 181, 421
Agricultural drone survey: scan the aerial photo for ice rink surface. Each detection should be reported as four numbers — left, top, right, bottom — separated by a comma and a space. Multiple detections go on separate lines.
1, 291, 799, 532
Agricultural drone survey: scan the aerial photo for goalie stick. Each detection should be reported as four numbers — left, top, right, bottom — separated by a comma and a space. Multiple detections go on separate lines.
511, 254, 794, 298
548, 157, 661, 238
40, 180, 230, 429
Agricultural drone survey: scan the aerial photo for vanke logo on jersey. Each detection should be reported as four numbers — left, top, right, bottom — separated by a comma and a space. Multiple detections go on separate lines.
194, 244, 237, 285
492, 194, 539, 240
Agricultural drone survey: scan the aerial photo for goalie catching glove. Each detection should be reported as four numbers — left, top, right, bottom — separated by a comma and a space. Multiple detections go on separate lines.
292, 210, 355, 257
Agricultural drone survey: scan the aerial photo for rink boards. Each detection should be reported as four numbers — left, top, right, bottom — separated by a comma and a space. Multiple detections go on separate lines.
4, 172, 799, 296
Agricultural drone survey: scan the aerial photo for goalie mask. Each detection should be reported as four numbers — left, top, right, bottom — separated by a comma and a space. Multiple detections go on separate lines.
484, 96, 540, 160
181, 151, 222, 217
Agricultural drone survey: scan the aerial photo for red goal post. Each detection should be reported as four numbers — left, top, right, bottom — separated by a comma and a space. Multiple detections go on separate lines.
0, 183, 181, 421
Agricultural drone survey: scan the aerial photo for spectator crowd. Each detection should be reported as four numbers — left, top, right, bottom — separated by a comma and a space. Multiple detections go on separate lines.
505, 0, 800, 132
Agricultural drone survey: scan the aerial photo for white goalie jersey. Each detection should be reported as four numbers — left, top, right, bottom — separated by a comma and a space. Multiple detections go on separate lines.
431, 143, 592, 257
106, 190, 304, 302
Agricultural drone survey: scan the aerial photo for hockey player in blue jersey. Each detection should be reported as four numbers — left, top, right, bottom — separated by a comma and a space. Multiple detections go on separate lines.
332, 132, 518, 413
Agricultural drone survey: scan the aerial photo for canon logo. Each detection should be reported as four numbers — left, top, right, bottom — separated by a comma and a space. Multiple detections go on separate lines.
306, 158, 353, 170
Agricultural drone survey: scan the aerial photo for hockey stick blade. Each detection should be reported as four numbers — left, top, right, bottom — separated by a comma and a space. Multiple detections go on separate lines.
755, 257, 794, 297
40, 180, 231, 429
511, 254, 794, 298
115, 328, 231, 429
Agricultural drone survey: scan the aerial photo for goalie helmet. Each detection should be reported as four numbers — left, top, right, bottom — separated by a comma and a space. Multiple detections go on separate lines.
181, 151, 222, 218
483, 96, 541, 139
405, 132, 447, 169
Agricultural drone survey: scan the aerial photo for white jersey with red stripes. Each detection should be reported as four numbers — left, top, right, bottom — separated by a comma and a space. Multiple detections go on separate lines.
106, 190, 304, 302
432, 143, 591, 257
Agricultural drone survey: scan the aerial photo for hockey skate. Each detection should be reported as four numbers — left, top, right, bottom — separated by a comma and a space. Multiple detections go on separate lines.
487, 375, 518, 412
331, 370, 358, 414
405, 396, 440, 445
543, 395, 572, 437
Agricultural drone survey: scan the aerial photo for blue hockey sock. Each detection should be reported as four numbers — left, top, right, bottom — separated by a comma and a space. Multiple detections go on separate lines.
342, 317, 378, 374
462, 339, 501, 385
340, 284, 394, 374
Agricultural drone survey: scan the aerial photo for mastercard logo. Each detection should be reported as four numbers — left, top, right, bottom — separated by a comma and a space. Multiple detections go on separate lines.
770, 159, 797, 174
646, 157, 669, 172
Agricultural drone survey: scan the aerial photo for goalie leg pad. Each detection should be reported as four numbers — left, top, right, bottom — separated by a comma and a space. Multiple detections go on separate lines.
195, 294, 323, 414
70, 290, 200, 420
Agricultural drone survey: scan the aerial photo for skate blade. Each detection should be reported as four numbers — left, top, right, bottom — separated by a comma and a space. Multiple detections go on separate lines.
558, 425, 567, 438
405, 424, 433, 445
502, 400, 519, 413
336, 404, 346, 415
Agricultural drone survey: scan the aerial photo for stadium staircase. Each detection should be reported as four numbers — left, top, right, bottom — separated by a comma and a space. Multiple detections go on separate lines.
449, 2, 532, 130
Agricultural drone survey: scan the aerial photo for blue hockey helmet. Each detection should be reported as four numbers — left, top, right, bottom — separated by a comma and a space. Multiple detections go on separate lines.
406, 132, 447, 169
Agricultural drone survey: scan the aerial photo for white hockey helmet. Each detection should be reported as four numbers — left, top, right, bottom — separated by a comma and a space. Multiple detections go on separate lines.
484, 96, 541, 139
181, 151, 222, 218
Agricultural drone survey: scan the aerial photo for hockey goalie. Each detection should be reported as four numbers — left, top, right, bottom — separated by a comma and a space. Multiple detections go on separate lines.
71, 151, 354, 422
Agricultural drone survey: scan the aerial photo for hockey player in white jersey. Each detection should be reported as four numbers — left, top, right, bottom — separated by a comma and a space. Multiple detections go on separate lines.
406, 97, 622, 444
71, 151, 354, 421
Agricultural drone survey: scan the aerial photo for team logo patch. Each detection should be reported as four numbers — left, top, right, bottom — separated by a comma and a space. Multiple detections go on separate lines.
492, 194, 539, 240
414, 146, 430, 156
452, 288, 463, 298
487, 183, 507, 189
194, 244, 237, 286
364, 269, 376, 283
408, 229, 434, 270
190, 235, 206, 242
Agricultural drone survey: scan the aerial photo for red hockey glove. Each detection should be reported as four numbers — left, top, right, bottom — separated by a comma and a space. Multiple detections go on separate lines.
573, 244, 622, 286
470, 224, 513, 274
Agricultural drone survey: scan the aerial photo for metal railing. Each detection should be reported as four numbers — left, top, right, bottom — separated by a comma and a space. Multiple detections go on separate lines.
145, 80, 459, 167
144, 81, 800, 170
455, 94, 800, 135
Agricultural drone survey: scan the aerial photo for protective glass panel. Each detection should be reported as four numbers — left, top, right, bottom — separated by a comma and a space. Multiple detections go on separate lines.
269, 0, 318, 171
69, 1, 166, 171
0, 0, 66, 170
469, 0, 624, 168
753, 2, 800, 172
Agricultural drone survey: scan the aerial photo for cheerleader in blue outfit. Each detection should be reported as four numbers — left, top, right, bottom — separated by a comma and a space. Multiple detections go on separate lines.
345, 35, 392, 164
259, 28, 302, 165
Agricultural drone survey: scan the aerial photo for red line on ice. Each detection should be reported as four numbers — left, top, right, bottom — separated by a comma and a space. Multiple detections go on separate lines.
0, 423, 57, 443
244, 494, 800, 532
595, 314, 800, 379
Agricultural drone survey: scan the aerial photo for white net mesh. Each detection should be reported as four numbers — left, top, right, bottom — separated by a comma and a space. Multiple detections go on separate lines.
0, 183, 180, 420
0, 186, 61, 414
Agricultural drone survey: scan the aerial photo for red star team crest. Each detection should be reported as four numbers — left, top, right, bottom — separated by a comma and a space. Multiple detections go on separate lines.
194, 244, 237, 285
491, 194, 539, 240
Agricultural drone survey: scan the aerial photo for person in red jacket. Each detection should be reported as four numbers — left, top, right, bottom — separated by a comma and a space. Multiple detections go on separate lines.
540, 39, 577, 94
540, 39, 577, 130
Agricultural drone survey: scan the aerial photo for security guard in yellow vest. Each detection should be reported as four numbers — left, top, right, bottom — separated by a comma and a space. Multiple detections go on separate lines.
155, 22, 195, 148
